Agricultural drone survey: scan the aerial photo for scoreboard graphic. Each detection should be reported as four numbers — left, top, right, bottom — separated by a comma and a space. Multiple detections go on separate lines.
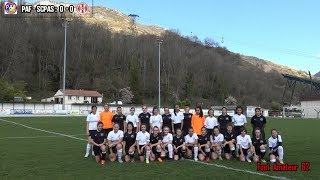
1, 1, 91, 17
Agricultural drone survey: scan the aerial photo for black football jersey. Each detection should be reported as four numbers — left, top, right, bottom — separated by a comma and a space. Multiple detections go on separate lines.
182, 113, 192, 131
173, 136, 184, 147
123, 132, 137, 147
162, 114, 172, 128
139, 113, 151, 125
150, 133, 162, 144
251, 115, 266, 129
112, 114, 126, 130
90, 130, 106, 144
224, 131, 236, 142
198, 134, 210, 145
252, 137, 267, 150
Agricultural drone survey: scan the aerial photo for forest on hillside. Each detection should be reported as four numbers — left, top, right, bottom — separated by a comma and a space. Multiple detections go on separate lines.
0, 16, 308, 108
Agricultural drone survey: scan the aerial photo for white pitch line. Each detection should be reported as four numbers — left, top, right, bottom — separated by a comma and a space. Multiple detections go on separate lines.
186, 159, 290, 180
0, 118, 290, 179
0, 134, 87, 140
0, 118, 87, 142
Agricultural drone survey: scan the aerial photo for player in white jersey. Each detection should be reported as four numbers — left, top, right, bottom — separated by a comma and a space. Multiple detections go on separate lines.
210, 127, 224, 160
150, 106, 163, 132
236, 128, 254, 162
232, 106, 247, 136
126, 107, 139, 132
136, 124, 151, 163
268, 129, 284, 164
107, 123, 124, 163
171, 104, 184, 134
85, 105, 99, 157
184, 128, 199, 161
161, 126, 174, 160
204, 109, 219, 135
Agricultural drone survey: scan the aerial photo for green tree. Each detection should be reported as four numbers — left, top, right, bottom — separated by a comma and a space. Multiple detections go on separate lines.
0, 78, 25, 101
129, 61, 143, 104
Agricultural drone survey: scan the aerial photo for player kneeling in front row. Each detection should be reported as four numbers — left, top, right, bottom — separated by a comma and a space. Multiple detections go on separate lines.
184, 128, 199, 161
222, 123, 236, 160
136, 124, 151, 163
123, 122, 137, 162
107, 123, 124, 163
161, 126, 174, 160
252, 127, 267, 163
237, 128, 254, 162
198, 127, 211, 161
210, 127, 224, 160
173, 128, 186, 160
89, 122, 107, 165
268, 129, 284, 164
149, 126, 163, 162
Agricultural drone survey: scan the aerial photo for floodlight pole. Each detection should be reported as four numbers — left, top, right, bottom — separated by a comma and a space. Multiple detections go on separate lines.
157, 39, 163, 110
62, 20, 68, 110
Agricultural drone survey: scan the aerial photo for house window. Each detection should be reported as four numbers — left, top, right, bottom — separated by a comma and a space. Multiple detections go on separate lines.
77, 96, 79, 100
91, 97, 98, 103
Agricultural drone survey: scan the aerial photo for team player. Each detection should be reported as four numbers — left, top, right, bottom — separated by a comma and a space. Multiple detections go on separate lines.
268, 129, 284, 164
232, 106, 247, 136
182, 105, 192, 136
161, 126, 174, 160
237, 128, 254, 162
222, 123, 237, 160
210, 127, 224, 160
123, 122, 137, 162
112, 107, 126, 131
171, 104, 184, 134
173, 128, 186, 160
149, 126, 163, 162
85, 105, 99, 157
218, 107, 232, 135
89, 122, 107, 165
162, 107, 172, 132
136, 124, 151, 163
126, 107, 139, 132
184, 128, 199, 161
107, 123, 124, 163
198, 127, 211, 161
100, 104, 114, 135
139, 105, 152, 132
191, 106, 205, 135
150, 107, 163, 132
252, 128, 267, 163
251, 107, 267, 139
204, 109, 219, 135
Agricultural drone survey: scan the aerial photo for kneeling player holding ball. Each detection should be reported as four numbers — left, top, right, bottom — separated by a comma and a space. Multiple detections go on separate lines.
237, 128, 254, 162
252, 127, 267, 163
136, 124, 151, 163
123, 122, 137, 162
184, 128, 199, 161
268, 129, 284, 164
90, 122, 107, 165
173, 128, 186, 160
107, 123, 124, 163
161, 126, 174, 160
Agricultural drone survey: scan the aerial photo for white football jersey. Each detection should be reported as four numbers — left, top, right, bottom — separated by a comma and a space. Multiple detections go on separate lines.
171, 112, 184, 124
136, 131, 150, 145
162, 133, 173, 143
210, 133, 224, 143
205, 116, 219, 129
150, 114, 163, 129
184, 133, 198, 144
236, 134, 252, 149
126, 114, 139, 127
232, 114, 247, 126
268, 135, 282, 149
107, 130, 124, 142
86, 112, 99, 130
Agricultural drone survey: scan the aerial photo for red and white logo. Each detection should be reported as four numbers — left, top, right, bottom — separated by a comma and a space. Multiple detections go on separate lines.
76, 2, 88, 15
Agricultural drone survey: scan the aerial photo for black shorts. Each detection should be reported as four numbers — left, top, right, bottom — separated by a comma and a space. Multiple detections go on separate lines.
173, 123, 181, 132
174, 146, 185, 157
151, 145, 158, 154
238, 148, 249, 156
234, 126, 244, 136
199, 146, 207, 153
108, 145, 117, 154
125, 144, 136, 155
102, 128, 112, 135
138, 145, 146, 156
187, 145, 194, 151
88, 130, 96, 137
93, 145, 102, 156
223, 144, 235, 154
269, 149, 279, 157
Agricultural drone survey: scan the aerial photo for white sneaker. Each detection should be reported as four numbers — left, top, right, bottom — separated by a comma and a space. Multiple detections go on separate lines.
92, 151, 95, 156
246, 156, 252, 162
194, 157, 198, 161
84, 153, 89, 158
118, 159, 123, 163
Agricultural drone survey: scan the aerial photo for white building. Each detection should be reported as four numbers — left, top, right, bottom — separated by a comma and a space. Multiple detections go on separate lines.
301, 95, 320, 118
41, 89, 103, 104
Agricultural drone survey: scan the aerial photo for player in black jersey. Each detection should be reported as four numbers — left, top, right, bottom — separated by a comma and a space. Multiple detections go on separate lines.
198, 127, 211, 161
149, 126, 163, 162
217, 107, 232, 135
222, 123, 236, 160
123, 122, 137, 162
89, 122, 107, 165
173, 128, 186, 160
139, 105, 152, 132
112, 107, 126, 131
251, 107, 266, 139
182, 105, 192, 136
162, 107, 172, 132
252, 127, 267, 163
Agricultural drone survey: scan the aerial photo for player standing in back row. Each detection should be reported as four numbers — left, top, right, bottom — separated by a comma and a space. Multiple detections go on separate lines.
85, 105, 99, 157
218, 107, 232, 135
162, 107, 172, 132
112, 107, 126, 131
182, 105, 192, 136
251, 107, 266, 139
99, 104, 114, 135
171, 104, 184, 134
139, 105, 152, 133
232, 106, 247, 136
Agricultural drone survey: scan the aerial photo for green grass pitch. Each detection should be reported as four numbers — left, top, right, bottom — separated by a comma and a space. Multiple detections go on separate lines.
0, 117, 318, 180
